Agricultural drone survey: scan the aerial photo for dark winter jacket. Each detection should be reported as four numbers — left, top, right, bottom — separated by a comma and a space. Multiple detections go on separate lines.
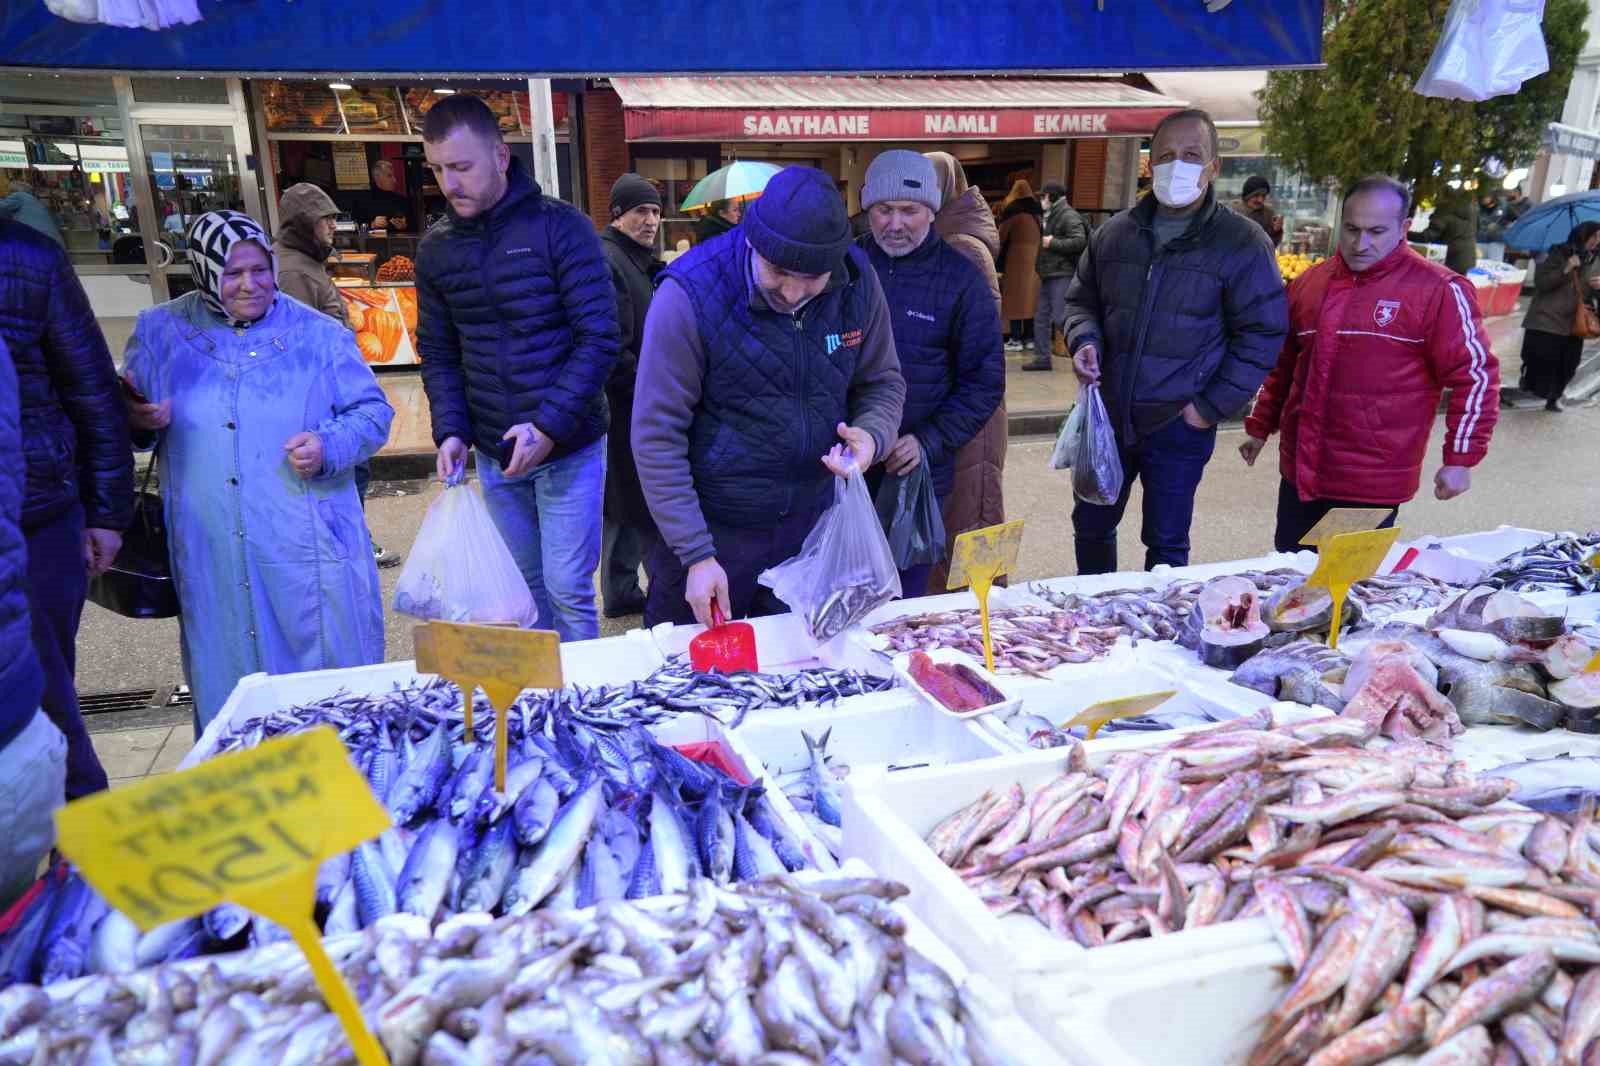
1064, 187, 1288, 442
0, 336, 44, 753
634, 230, 906, 567
1035, 198, 1089, 279
0, 220, 133, 532
416, 158, 620, 460
1420, 199, 1479, 276
695, 211, 739, 245
600, 224, 661, 530
275, 183, 349, 328
857, 230, 1003, 496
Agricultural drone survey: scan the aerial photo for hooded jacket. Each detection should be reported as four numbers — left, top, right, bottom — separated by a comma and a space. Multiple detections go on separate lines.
1063, 186, 1288, 441
416, 157, 620, 460
1245, 241, 1499, 505
275, 183, 349, 328
0, 219, 133, 532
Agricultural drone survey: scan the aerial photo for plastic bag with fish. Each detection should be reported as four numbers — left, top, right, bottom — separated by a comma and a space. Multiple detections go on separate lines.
760, 461, 900, 643
1071, 383, 1123, 506
1049, 400, 1084, 471
393, 480, 537, 627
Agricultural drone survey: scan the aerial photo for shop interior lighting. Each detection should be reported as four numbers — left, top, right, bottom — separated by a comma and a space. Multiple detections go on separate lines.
434, 88, 456, 94
328, 82, 353, 91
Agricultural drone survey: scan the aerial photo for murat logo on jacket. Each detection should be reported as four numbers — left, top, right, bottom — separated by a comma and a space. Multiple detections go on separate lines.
1374, 300, 1401, 328
825, 329, 864, 354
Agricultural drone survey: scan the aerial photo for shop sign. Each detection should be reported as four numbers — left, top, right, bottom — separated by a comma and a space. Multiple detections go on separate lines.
0, 141, 24, 168
80, 158, 129, 173
632, 106, 1179, 143
1545, 122, 1600, 161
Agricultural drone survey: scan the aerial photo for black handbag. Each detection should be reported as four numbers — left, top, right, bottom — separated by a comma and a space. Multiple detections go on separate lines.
88, 456, 180, 619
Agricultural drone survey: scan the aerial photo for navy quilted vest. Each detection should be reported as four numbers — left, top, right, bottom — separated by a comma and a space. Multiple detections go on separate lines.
664, 230, 874, 527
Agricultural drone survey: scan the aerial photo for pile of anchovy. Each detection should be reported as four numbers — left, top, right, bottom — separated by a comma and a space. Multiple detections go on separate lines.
0, 677, 839, 987
0, 876, 1024, 1066
871, 605, 1122, 676
1483, 531, 1600, 594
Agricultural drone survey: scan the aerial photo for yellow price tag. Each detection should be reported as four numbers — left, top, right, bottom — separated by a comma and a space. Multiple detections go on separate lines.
1583, 649, 1600, 675
416, 621, 563, 793
56, 727, 390, 1066
947, 520, 1024, 673
1304, 526, 1403, 650
1299, 507, 1395, 548
1585, 550, 1600, 571
1061, 690, 1178, 740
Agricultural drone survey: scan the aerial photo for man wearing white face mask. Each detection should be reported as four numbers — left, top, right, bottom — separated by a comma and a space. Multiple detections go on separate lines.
1062, 108, 1287, 575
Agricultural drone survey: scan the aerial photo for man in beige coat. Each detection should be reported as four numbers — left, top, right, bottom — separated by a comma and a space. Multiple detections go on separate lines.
275, 182, 399, 567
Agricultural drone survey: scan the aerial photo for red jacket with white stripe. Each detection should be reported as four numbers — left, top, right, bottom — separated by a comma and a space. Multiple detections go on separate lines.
1244, 242, 1499, 506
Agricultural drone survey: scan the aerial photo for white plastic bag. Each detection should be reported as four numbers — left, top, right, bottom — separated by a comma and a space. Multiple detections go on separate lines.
1415, 0, 1548, 102
1049, 402, 1084, 471
1072, 383, 1124, 506
393, 480, 538, 628
759, 464, 901, 644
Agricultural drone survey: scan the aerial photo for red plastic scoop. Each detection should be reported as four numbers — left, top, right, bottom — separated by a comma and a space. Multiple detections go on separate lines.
689, 602, 759, 674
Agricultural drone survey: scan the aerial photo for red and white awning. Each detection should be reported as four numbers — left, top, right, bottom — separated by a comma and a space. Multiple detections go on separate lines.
613, 76, 1187, 143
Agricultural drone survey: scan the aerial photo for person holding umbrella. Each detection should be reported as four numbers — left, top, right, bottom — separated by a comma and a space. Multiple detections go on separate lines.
1519, 220, 1600, 412
684, 161, 782, 245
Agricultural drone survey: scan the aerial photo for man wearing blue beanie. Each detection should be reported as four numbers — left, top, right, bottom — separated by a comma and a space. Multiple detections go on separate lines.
633, 165, 906, 627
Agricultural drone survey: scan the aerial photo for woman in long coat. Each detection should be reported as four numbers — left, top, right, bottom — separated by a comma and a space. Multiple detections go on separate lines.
124, 211, 394, 730
997, 179, 1043, 350
1520, 220, 1600, 412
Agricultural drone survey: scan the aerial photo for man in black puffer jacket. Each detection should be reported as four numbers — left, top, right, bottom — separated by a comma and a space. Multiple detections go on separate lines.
0, 219, 132, 800
1064, 109, 1286, 574
417, 96, 619, 642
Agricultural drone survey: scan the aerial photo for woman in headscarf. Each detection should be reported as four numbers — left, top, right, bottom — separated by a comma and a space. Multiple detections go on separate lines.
997, 179, 1043, 351
122, 210, 394, 732
924, 152, 1006, 593
1520, 219, 1600, 412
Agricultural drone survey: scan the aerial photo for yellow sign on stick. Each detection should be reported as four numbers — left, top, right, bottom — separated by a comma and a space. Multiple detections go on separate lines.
1583, 648, 1600, 675
948, 520, 1025, 673
417, 621, 563, 792
1300, 507, 1395, 548
56, 727, 390, 1066
1062, 690, 1178, 739
1304, 526, 1403, 650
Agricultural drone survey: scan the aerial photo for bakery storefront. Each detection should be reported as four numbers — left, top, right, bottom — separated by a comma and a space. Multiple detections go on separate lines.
598, 76, 1185, 251
250, 79, 575, 368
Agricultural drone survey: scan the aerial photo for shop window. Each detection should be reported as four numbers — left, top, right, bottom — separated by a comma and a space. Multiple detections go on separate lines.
635, 155, 711, 257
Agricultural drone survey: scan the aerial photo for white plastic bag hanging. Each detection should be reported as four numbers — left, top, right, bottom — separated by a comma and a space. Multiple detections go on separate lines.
393, 480, 538, 628
759, 463, 901, 644
1049, 402, 1084, 471
1415, 0, 1548, 102
1072, 383, 1124, 506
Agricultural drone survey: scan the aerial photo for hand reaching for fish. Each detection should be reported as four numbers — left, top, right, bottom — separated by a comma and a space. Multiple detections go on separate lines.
1239, 434, 1266, 466
1434, 463, 1471, 501
283, 431, 323, 480
686, 556, 731, 628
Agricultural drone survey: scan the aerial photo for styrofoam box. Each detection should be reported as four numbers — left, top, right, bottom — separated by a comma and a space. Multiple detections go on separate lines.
1453, 721, 1600, 774
1040, 939, 1292, 1066
837, 714, 1335, 998
1427, 525, 1552, 564
186, 630, 667, 767
973, 661, 1272, 753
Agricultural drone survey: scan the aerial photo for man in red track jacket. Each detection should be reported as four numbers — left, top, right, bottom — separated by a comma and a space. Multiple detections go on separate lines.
1240, 177, 1499, 552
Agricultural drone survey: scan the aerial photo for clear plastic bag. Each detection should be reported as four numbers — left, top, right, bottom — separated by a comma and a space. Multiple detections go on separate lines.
393, 480, 538, 628
1072, 383, 1124, 506
1415, 0, 1548, 102
874, 461, 947, 569
1049, 402, 1084, 470
760, 464, 901, 643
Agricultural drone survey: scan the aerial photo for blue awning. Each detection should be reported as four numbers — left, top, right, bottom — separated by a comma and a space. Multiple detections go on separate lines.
0, 0, 1324, 75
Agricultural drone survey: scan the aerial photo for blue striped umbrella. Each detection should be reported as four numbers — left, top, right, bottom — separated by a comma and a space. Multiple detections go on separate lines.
679, 161, 783, 214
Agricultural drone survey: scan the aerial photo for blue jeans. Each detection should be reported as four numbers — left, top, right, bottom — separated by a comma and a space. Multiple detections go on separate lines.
1072, 416, 1217, 574
476, 438, 605, 642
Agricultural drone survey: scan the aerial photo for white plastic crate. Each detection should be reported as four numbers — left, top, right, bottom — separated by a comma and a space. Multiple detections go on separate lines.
1037, 939, 1291, 1066
838, 738, 1291, 999
186, 629, 666, 767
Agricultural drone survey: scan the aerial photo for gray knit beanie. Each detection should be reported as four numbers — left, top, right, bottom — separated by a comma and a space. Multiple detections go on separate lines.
861, 150, 942, 214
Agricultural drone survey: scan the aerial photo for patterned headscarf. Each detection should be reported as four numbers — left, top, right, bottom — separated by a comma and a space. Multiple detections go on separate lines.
186, 210, 277, 325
